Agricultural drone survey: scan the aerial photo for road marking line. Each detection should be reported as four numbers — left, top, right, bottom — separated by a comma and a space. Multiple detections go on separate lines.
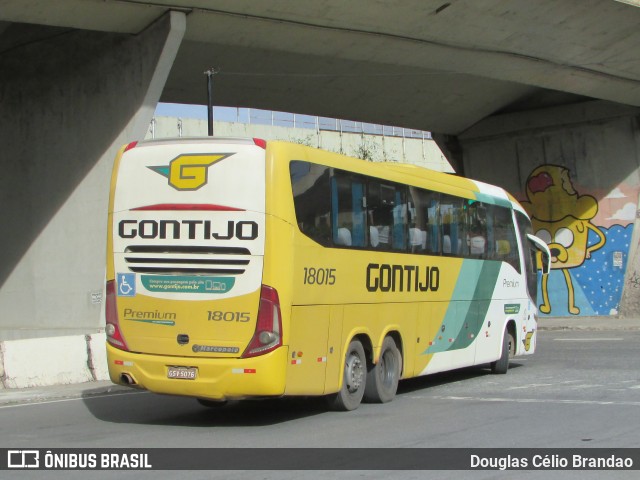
427, 395, 640, 406
507, 383, 553, 390
553, 338, 623, 341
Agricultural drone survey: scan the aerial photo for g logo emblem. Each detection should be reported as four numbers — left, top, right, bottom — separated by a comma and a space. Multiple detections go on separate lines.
149, 153, 232, 191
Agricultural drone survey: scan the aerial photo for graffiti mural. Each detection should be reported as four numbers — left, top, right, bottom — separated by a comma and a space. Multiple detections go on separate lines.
520, 164, 636, 316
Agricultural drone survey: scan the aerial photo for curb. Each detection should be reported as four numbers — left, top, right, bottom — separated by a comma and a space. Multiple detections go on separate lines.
538, 325, 640, 331
0, 380, 134, 408
537, 316, 640, 332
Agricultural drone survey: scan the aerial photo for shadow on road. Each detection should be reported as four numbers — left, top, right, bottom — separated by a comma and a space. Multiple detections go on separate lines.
397, 366, 488, 395
82, 363, 522, 427
82, 390, 331, 427
397, 362, 524, 395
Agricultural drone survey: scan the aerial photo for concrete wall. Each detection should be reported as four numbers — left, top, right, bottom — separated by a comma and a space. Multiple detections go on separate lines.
0, 333, 109, 389
146, 116, 452, 171
0, 12, 185, 343
460, 101, 640, 317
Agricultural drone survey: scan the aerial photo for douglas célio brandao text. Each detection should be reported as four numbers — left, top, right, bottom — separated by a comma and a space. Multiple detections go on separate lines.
470, 453, 634, 470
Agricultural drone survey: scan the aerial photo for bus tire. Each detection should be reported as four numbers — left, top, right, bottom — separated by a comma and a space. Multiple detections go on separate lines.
363, 336, 401, 403
327, 339, 367, 411
491, 329, 515, 374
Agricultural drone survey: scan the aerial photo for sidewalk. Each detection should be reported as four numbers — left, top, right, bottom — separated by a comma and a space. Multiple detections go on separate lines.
538, 315, 640, 331
0, 380, 133, 408
1, 316, 639, 407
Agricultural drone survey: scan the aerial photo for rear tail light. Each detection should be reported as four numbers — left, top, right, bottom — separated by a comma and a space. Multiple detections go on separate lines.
242, 285, 282, 358
253, 138, 267, 149
123, 141, 138, 152
105, 280, 129, 351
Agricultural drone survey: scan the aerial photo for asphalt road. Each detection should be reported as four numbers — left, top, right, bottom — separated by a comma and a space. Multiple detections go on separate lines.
2, 329, 639, 479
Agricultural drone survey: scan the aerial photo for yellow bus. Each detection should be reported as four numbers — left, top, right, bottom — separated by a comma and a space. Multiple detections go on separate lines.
105, 138, 550, 410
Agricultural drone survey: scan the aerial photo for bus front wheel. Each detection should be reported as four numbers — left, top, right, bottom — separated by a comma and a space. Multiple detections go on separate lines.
327, 339, 367, 411
364, 336, 401, 403
491, 329, 515, 374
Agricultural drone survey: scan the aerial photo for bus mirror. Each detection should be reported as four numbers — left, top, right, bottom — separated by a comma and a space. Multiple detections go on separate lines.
541, 251, 550, 275
527, 234, 551, 275
535, 251, 551, 275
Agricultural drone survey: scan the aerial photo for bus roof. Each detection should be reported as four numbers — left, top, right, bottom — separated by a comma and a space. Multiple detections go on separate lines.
125, 137, 527, 215
270, 141, 524, 211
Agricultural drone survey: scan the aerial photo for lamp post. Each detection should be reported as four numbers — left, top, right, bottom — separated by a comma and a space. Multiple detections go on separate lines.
204, 67, 218, 136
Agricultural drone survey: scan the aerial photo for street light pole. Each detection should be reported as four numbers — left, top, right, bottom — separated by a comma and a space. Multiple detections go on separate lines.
204, 67, 218, 136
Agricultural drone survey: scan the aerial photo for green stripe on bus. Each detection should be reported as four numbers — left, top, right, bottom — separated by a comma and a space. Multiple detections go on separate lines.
473, 191, 512, 209
423, 260, 501, 354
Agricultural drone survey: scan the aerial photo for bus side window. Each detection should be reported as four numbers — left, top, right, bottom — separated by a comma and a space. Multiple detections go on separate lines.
408, 187, 440, 255
367, 180, 407, 252
392, 189, 407, 251
466, 200, 488, 259
290, 161, 332, 246
331, 171, 366, 248
441, 194, 466, 256
490, 205, 520, 273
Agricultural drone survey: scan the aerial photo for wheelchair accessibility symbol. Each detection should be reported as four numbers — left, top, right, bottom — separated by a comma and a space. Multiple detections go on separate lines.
117, 273, 136, 297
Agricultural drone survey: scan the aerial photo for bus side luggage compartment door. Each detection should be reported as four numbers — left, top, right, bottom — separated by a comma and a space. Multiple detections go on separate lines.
284, 305, 331, 395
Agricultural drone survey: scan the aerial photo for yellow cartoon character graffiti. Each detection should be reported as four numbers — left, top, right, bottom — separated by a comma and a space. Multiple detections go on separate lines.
521, 165, 606, 315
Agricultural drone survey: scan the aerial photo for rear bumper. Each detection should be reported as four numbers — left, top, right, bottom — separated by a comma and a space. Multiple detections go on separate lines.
106, 344, 287, 401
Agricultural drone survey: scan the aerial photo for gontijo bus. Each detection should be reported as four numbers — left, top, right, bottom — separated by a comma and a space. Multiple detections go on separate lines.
105, 137, 550, 410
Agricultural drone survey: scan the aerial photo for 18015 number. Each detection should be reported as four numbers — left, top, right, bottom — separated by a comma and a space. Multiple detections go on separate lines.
207, 311, 250, 322
303, 267, 336, 285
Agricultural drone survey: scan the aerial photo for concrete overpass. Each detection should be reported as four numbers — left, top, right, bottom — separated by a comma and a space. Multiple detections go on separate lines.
1, 0, 640, 360
3, 1, 640, 136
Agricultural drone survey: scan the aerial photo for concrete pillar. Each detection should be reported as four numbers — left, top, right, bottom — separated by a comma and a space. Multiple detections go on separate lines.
433, 133, 465, 176
0, 11, 186, 340
620, 115, 640, 315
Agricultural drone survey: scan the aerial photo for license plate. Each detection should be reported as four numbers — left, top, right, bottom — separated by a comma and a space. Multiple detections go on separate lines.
167, 366, 197, 380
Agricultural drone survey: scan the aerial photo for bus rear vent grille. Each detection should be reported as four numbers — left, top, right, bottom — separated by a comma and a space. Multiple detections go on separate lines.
124, 245, 251, 275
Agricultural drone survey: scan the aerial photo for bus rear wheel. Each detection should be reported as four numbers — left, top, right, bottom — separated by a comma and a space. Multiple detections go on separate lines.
364, 336, 401, 403
327, 339, 366, 411
491, 329, 515, 374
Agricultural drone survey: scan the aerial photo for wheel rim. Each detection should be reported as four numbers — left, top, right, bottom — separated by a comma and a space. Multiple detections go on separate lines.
379, 349, 397, 389
345, 352, 364, 393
